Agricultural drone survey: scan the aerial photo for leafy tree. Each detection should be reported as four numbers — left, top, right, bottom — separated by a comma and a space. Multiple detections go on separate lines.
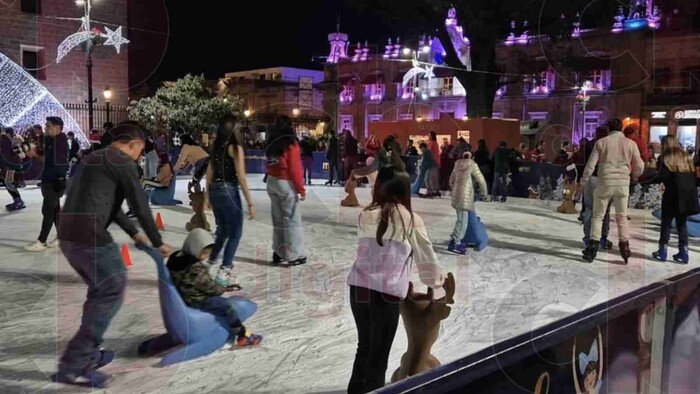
128, 74, 243, 134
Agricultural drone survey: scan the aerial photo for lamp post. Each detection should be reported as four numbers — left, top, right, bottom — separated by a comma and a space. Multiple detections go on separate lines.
292, 108, 300, 135
575, 81, 591, 140
78, 0, 96, 131
103, 86, 112, 123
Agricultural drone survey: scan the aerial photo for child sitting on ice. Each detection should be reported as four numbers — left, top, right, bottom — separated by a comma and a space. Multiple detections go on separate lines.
168, 228, 262, 347
448, 152, 487, 255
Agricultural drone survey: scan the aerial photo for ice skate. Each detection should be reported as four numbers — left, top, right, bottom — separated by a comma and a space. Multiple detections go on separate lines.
25, 241, 47, 252
5, 198, 25, 211
235, 330, 263, 347
599, 237, 613, 250
52, 368, 112, 389
447, 240, 467, 255
582, 240, 599, 263
215, 266, 233, 287
619, 241, 631, 265
673, 246, 689, 264
652, 245, 667, 262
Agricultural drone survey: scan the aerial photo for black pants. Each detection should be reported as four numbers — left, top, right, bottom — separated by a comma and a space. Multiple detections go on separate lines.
660, 214, 689, 247
39, 181, 65, 243
59, 242, 126, 374
348, 286, 401, 394
328, 160, 339, 184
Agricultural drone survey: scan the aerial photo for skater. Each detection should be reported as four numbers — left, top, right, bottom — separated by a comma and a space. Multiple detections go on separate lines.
418, 143, 439, 198
427, 131, 441, 185
53, 123, 172, 388
491, 141, 511, 202
206, 115, 256, 287
300, 135, 315, 186
649, 135, 699, 264
265, 116, 307, 266
582, 127, 613, 250
347, 165, 446, 393
141, 154, 174, 189
168, 228, 263, 346
405, 139, 418, 156
1, 127, 25, 211
448, 152, 487, 254
325, 130, 340, 185
341, 129, 359, 183
26, 117, 69, 252
474, 139, 491, 194
581, 119, 644, 264
173, 134, 209, 179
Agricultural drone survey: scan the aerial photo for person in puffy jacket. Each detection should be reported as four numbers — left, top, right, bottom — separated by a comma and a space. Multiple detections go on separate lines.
448, 152, 487, 254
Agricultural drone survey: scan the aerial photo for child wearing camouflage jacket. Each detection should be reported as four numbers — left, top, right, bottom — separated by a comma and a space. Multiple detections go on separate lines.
167, 228, 262, 347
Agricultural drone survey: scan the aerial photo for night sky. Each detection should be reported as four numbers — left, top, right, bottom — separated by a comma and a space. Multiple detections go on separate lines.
132, 0, 406, 84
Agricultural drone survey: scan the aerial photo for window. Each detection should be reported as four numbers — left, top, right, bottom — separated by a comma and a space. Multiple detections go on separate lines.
21, 46, 45, 80
364, 83, 385, 101
441, 77, 453, 96
650, 126, 668, 144
368, 114, 382, 122
397, 80, 415, 100
21, 0, 40, 14
340, 85, 354, 103
529, 112, 548, 121
340, 115, 353, 132
584, 117, 599, 139
588, 69, 611, 90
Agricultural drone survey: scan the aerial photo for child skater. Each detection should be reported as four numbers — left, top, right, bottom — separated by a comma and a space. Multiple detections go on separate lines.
648, 135, 699, 264
347, 165, 446, 393
168, 228, 263, 346
448, 152, 488, 255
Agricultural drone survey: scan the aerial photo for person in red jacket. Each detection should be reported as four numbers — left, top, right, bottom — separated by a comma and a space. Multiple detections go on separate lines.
365, 134, 381, 157
265, 116, 307, 266
623, 124, 650, 163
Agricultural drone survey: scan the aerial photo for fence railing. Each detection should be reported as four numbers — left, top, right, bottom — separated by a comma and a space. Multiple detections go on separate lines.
63, 103, 129, 133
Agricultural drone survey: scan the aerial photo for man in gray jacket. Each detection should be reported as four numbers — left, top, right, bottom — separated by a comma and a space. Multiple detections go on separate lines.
581, 118, 644, 263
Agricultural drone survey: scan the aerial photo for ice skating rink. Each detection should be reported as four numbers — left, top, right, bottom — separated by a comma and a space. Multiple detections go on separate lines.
1, 175, 697, 393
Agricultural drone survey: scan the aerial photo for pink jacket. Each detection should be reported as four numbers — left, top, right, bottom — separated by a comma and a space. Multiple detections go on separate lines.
582, 131, 644, 186
347, 206, 446, 299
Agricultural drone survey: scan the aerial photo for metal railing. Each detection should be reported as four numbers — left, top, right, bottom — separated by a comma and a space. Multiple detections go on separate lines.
63, 103, 129, 132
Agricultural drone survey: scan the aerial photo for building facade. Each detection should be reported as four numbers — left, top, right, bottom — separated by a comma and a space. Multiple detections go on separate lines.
326, 0, 700, 149
0, 0, 130, 106
217, 67, 329, 136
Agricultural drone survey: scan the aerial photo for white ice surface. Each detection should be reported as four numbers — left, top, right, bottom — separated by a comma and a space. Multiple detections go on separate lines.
0, 175, 697, 393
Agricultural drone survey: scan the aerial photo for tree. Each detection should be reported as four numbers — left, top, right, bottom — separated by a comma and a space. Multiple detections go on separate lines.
128, 74, 243, 134
347, 0, 612, 118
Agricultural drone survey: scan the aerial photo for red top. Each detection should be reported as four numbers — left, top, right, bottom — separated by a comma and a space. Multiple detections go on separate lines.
365, 136, 381, 157
427, 140, 440, 168
266, 142, 306, 195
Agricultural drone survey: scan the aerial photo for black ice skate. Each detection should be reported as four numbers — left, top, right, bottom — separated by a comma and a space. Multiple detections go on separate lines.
582, 240, 599, 263
619, 241, 631, 265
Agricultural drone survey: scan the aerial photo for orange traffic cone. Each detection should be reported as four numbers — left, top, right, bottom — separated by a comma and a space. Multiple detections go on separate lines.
155, 212, 165, 230
121, 244, 133, 269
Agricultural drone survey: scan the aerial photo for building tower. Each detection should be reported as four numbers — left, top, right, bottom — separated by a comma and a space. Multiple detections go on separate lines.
327, 21, 348, 64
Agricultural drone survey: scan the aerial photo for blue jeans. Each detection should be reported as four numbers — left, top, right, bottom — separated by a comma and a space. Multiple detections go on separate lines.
451, 209, 469, 242
196, 296, 243, 335
58, 242, 126, 374
209, 182, 243, 268
492, 172, 508, 201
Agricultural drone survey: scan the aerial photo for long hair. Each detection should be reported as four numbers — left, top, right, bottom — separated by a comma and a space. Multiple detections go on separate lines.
265, 115, 297, 158
382, 136, 406, 171
213, 115, 239, 153
661, 135, 694, 173
363, 166, 413, 246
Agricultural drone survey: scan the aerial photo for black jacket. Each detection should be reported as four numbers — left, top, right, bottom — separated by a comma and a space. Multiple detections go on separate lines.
647, 158, 699, 217
58, 147, 163, 247
326, 136, 339, 161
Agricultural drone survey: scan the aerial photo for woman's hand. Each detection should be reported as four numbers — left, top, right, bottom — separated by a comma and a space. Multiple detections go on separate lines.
247, 204, 256, 220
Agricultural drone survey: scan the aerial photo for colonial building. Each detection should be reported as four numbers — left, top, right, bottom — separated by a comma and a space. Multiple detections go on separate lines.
325, 0, 700, 149
0, 0, 129, 106
217, 67, 329, 136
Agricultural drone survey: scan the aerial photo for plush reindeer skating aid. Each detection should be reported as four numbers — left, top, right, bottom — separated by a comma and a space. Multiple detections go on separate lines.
185, 191, 211, 232
556, 181, 578, 214
391, 272, 456, 383
341, 176, 360, 207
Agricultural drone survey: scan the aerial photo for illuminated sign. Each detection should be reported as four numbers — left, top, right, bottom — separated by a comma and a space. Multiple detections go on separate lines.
458, 130, 470, 142
651, 111, 666, 119
675, 110, 700, 120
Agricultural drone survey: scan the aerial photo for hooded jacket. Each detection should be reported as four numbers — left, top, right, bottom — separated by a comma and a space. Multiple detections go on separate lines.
449, 158, 488, 211
167, 229, 223, 306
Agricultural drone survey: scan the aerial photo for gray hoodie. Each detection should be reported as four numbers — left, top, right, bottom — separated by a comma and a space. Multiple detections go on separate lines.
182, 228, 214, 258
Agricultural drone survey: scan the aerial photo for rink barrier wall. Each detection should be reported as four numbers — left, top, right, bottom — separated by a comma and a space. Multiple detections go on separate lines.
378, 268, 700, 393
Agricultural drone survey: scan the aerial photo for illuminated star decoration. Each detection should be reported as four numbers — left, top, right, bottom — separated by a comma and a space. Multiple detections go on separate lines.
402, 57, 436, 87
103, 26, 129, 54
56, 18, 129, 63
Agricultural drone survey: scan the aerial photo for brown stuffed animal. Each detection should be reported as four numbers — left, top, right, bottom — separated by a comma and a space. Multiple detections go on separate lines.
391, 272, 456, 383
556, 182, 578, 214
341, 177, 360, 207
186, 191, 211, 231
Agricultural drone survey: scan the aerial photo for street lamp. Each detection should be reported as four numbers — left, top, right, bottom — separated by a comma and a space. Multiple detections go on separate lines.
103, 86, 112, 123
575, 81, 591, 140
244, 109, 251, 118
292, 108, 300, 117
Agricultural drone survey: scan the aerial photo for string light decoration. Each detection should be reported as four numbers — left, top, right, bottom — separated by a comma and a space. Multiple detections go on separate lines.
56, 16, 130, 63
0, 53, 88, 147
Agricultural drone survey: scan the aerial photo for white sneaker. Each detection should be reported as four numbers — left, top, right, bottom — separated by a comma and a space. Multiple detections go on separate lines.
26, 241, 48, 252
215, 266, 232, 287
47, 239, 59, 248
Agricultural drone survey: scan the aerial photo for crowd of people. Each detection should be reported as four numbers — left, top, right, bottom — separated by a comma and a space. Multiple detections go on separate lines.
1, 112, 699, 391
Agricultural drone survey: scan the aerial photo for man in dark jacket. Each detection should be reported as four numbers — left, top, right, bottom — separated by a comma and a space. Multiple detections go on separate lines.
26, 117, 70, 251
341, 129, 358, 183
52, 123, 172, 388
491, 141, 511, 202
1, 127, 26, 211
325, 130, 339, 185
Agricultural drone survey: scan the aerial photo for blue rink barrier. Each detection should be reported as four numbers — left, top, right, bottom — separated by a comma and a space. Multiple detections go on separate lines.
378, 268, 700, 393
